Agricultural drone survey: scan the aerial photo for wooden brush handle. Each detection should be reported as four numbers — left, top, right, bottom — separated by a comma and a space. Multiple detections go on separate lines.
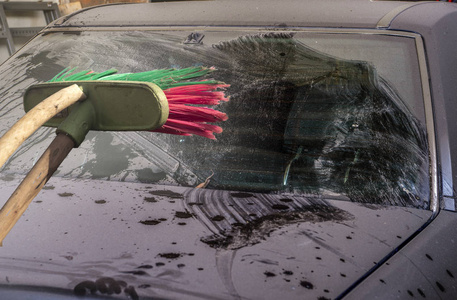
0, 84, 84, 168
0, 133, 75, 245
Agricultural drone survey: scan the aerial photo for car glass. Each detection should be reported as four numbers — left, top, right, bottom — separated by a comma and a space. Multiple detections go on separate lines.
0, 30, 429, 208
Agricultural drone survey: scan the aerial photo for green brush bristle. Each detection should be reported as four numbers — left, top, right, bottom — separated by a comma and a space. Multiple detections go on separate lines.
89, 69, 118, 80
49, 67, 70, 82
167, 80, 221, 88
66, 70, 94, 81
49, 67, 77, 82
49, 66, 215, 90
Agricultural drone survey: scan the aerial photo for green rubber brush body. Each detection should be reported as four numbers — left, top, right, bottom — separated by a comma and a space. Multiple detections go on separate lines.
23, 81, 169, 146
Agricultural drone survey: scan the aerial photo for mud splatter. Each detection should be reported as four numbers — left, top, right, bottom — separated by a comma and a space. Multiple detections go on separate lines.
212, 215, 225, 221
264, 271, 276, 277
436, 281, 445, 292
159, 253, 182, 259
74, 281, 97, 296
144, 197, 158, 203
149, 190, 183, 199
74, 277, 126, 297
139, 219, 161, 226
137, 265, 153, 269
175, 211, 193, 219
121, 270, 149, 276
58, 192, 73, 197
201, 205, 351, 250
185, 189, 353, 250
124, 286, 139, 300
300, 281, 314, 289
255, 259, 278, 265
97, 277, 124, 294
417, 288, 425, 297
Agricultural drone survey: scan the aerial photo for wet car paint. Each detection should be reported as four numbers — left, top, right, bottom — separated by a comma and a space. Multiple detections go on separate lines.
0, 174, 431, 299
345, 210, 457, 299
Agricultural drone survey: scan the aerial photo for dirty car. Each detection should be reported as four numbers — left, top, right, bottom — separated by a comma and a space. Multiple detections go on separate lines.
0, 0, 456, 299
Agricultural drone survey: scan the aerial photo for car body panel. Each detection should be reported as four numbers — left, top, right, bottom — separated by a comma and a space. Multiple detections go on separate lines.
51, 0, 428, 29
0, 174, 431, 299
345, 210, 457, 299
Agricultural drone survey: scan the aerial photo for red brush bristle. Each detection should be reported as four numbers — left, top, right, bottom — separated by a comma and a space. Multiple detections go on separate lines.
164, 84, 229, 105
152, 82, 229, 139
168, 104, 228, 123
152, 119, 222, 140
201, 123, 223, 134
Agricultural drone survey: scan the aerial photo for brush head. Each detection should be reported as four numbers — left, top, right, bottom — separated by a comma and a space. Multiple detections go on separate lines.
48, 67, 230, 139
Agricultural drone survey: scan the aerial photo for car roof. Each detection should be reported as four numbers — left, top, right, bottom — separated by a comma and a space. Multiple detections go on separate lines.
52, 0, 430, 29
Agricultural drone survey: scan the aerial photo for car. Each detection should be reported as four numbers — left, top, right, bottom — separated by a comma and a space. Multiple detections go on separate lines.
0, 0, 456, 299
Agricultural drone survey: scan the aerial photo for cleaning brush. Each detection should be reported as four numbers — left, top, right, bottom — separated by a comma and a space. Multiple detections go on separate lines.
49, 66, 229, 139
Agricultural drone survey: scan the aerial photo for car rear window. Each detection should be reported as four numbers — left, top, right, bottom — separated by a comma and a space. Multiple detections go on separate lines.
0, 29, 429, 208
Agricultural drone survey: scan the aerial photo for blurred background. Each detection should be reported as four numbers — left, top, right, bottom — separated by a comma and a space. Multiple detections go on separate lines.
0, 0, 149, 63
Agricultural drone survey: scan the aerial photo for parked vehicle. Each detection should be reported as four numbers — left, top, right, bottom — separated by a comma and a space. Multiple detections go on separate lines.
0, 0, 456, 299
